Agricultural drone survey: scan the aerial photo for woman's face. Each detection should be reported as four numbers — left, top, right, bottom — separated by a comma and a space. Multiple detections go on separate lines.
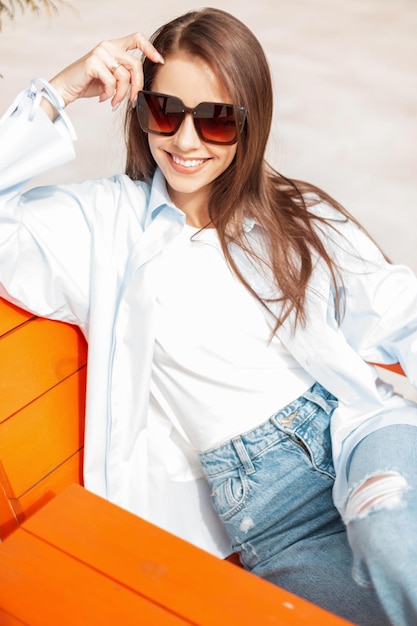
148, 51, 238, 226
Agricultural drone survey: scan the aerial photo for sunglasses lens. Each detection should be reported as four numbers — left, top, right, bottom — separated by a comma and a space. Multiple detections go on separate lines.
195, 103, 238, 144
138, 92, 183, 135
137, 92, 245, 145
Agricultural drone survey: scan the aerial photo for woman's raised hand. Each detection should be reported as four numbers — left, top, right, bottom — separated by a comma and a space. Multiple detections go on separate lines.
49, 33, 164, 109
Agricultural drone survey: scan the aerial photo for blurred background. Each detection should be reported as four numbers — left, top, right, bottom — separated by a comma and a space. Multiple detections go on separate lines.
1, 0, 417, 395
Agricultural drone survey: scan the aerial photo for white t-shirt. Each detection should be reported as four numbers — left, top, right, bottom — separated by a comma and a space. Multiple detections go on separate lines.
151, 224, 314, 453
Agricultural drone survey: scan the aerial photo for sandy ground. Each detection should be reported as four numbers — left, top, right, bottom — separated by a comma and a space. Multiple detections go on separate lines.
1, 0, 417, 396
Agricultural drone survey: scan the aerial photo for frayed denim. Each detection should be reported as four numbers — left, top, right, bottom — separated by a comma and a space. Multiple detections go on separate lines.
199, 382, 391, 626
345, 424, 417, 626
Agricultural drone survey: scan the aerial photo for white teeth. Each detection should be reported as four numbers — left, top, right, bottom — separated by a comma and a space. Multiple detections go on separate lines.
172, 155, 205, 167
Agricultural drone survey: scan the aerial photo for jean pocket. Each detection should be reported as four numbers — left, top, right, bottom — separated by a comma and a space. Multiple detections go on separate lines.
207, 468, 250, 521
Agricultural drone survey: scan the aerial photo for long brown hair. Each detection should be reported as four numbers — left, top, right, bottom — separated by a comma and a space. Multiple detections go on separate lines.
125, 7, 373, 332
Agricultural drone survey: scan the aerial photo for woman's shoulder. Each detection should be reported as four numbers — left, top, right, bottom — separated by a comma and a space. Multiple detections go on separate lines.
69, 173, 152, 210
296, 192, 385, 265
45, 174, 153, 232
303, 194, 345, 221
98, 173, 151, 195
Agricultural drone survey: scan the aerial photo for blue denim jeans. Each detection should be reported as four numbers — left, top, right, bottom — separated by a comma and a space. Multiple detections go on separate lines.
199, 382, 391, 626
346, 423, 417, 626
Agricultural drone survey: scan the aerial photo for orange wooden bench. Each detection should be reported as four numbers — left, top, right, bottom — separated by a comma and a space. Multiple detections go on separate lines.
0, 295, 404, 624
0, 483, 353, 625
0, 297, 87, 538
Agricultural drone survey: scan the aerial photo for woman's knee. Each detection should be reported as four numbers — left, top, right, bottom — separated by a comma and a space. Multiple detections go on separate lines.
344, 470, 409, 524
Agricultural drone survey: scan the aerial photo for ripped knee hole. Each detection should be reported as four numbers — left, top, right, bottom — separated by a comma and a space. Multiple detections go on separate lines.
345, 471, 409, 522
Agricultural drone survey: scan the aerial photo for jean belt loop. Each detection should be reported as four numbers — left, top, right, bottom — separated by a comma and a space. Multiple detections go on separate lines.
302, 387, 337, 415
231, 436, 255, 475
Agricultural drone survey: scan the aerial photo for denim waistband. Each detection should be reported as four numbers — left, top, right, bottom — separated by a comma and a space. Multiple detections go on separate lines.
199, 382, 337, 477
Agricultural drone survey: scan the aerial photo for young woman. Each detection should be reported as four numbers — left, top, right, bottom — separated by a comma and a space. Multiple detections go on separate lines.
1, 8, 417, 625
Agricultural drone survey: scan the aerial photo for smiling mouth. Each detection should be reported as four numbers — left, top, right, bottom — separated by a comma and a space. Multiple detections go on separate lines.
170, 153, 208, 168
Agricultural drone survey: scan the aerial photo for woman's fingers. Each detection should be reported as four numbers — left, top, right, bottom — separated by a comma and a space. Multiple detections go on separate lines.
102, 33, 165, 106
116, 32, 164, 104
106, 63, 132, 108
49, 32, 164, 108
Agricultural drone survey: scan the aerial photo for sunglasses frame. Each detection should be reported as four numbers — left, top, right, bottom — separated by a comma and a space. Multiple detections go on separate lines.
137, 90, 247, 146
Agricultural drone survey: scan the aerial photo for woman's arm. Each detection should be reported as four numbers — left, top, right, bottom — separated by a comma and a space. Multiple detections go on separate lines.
42, 32, 164, 119
0, 32, 163, 322
325, 215, 417, 386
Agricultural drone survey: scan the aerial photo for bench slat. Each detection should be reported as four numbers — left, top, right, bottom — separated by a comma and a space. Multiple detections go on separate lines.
0, 297, 33, 337
0, 369, 86, 500
0, 529, 187, 626
0, 317, 87, 422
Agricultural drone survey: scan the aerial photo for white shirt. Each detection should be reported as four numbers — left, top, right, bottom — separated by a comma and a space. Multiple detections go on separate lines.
1, 84, 417, 557
152, 223, 313, 453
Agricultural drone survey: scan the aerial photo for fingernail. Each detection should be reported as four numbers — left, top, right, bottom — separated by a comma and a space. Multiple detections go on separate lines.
112, 102, 121, 112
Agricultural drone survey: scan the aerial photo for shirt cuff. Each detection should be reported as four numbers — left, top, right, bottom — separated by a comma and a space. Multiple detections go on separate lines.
0, 79, 77, 190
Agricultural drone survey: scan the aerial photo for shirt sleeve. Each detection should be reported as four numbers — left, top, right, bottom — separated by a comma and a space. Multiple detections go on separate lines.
323, 213, 417, 388
0, 80, 91, 326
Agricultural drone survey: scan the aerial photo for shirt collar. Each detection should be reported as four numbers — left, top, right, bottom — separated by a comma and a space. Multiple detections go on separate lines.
145, 168, 257, 234
145, 168, 184, 228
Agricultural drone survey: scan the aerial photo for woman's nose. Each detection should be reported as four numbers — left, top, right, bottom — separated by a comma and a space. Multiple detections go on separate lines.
173, 113, 201, 151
